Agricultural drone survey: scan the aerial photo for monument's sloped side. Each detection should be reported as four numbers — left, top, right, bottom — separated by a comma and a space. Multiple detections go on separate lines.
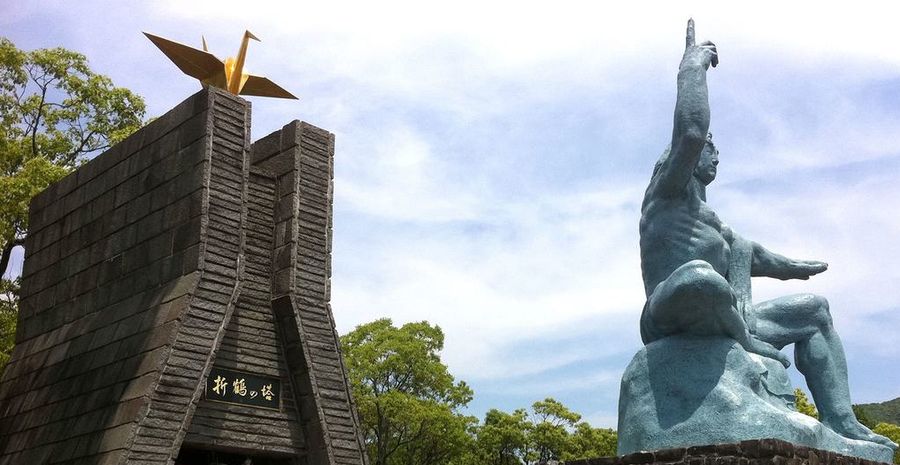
123, 89, 251, 464
0, 88, 215, 464
0, 87, 368, 465
181, 171, 307, 455
617, 335, 894, 463
251, 122, 368, 465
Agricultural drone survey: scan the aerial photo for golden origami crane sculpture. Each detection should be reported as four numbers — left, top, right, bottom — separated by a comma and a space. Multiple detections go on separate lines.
144, 30, 298, 99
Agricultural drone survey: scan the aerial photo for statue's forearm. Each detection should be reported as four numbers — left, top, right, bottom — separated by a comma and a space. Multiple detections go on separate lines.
650, 25, 717, 196
750, 241, 794, 278
673, 62, 711, 147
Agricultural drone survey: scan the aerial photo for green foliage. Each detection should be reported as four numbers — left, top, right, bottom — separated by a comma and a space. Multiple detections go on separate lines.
872, 423, 900, 464
467, 408, 530, 465
341, 319, 620, 465
466, 398, 617, 465
341, 319, 476, 465
855, 398, 900, 427
563, 422, 617, 462
794, 388, 819, 419
0, 279, 17, 375
529, 398, 582, 463
853, 404, 877, 429
0, 157, 68, 245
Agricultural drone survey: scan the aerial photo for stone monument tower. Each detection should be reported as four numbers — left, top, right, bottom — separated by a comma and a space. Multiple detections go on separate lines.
0, 87, 368, 465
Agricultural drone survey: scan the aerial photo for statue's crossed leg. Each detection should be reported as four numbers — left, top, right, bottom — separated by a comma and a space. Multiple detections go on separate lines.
640, 259, 896, 448
755, 296, 895, 447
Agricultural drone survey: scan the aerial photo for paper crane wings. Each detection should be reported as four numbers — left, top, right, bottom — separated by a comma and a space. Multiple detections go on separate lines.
144, 31, 298, 100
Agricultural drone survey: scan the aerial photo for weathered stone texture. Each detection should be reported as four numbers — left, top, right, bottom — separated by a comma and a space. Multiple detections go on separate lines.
0, 87, 366, 465
566, 439, 893, 465
0, 88, 212, 465
182, 172, 307, 456
252, 122, 367, 465
122, 88, 251, 465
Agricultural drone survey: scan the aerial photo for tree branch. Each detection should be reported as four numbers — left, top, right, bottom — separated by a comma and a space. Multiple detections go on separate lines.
67, 129, 98, 163
31, 83, 48, 158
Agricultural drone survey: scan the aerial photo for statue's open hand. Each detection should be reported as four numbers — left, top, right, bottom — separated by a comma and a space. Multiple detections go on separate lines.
782, 260, 828, 281
683, 19, 718, 69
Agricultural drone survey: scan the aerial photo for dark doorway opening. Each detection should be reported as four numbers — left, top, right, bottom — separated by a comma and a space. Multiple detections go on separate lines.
175, 446, 297, 465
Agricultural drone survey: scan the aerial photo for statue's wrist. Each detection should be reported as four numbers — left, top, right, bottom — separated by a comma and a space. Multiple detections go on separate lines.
678, 60, 707, 75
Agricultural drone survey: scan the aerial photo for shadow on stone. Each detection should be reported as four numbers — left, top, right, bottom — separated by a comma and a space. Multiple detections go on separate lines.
647, 336, 728, 430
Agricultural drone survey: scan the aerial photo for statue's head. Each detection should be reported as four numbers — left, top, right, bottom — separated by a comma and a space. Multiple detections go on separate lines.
651, 133, 718, 185
694, 133, 719, 185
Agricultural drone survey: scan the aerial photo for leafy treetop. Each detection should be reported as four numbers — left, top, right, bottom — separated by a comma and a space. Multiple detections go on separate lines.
341, 318, 475, 465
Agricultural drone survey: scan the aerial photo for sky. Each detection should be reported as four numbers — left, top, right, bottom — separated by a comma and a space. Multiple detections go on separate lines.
3, 1, 900, 428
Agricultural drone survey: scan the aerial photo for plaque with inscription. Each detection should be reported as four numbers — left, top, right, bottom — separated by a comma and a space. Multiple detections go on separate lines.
204, 367, 281, 410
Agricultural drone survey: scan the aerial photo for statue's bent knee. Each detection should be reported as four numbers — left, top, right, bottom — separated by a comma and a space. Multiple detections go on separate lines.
642, 260, 736, 342
804, 294, 832, 325
659, 259, 732, 308
676, 259, 731, 293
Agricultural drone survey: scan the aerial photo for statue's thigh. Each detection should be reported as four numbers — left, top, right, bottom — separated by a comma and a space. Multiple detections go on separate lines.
753, 294, 825, 348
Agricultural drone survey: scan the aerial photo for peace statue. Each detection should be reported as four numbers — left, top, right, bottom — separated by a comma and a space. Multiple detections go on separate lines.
616, 20, 897, 461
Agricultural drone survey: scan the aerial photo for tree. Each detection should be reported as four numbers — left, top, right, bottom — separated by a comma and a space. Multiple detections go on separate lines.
872, 423, 900, 464
0, 38, 145, 374
528, 398, 581, 463
794, 388, 819, 419
563, 422, 617, 462
468, 398, 617, 465
341, 319, 476, 465
470, 408, 531, 465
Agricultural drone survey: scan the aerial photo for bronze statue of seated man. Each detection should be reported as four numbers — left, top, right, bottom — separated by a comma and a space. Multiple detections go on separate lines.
638, 19, 894, 449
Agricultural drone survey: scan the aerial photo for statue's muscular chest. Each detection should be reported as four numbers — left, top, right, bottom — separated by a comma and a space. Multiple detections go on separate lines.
642, 196, 732, 274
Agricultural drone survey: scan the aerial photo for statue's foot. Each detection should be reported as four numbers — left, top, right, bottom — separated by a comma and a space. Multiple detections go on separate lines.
824, 415, 898, 449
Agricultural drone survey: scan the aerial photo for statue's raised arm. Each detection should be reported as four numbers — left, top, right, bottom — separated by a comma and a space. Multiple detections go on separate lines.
648, 19, 719, 199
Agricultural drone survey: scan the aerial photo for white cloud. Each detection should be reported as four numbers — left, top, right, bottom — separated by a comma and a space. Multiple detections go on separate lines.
336, 123, 485, 222
482, 368, 623, 397
583, 411, 619, 429
332, 184, 646, 381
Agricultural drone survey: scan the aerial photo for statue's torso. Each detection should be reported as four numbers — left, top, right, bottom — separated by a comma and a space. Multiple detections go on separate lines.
640, 185, 731, 296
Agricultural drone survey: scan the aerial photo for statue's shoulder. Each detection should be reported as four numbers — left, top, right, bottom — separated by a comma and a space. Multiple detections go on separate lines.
642, 178, 689, 212
645, 167, 698, 201
721, 222, 734, 242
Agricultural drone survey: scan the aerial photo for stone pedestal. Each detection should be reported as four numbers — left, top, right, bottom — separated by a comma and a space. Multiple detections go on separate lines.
617, 336, 894, 463
567, 439, 893, 465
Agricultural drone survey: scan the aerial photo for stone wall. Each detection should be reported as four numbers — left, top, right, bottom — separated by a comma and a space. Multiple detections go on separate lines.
567, 439, 892, 465
0, 88, 217, 465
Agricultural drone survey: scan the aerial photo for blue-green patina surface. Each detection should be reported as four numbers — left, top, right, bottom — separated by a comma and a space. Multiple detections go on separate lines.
618, 19, 897, 462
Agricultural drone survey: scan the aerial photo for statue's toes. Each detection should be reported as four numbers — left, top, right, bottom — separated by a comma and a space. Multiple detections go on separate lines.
858, 426, 898, 449
872, 433, 898, 450
839, 422, 898, 449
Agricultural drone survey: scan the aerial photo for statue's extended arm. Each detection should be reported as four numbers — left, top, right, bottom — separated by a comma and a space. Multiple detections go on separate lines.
650, 19, 719, 197
750, 241, 828, 280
